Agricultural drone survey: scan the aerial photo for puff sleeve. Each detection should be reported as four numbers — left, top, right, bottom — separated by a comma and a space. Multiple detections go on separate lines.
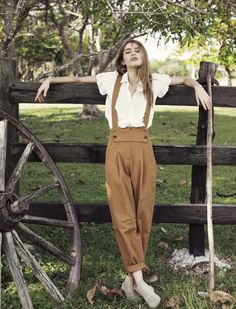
152, 73, 171, 100
96, 71, 118, 96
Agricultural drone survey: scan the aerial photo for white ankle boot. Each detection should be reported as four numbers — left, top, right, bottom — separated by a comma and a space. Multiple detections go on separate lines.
121, 275, 141, 301
134, 281, 161, 308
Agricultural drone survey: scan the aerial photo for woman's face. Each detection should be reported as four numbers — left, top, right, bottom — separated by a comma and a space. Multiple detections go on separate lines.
122, 42, 143, 69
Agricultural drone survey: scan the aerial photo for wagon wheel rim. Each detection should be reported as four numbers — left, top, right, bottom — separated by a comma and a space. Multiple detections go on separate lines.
0, 108, 82, 308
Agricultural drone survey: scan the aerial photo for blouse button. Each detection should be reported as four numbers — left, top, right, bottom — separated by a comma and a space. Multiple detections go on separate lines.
144, 135, 148, 139
113, 135, 117, 138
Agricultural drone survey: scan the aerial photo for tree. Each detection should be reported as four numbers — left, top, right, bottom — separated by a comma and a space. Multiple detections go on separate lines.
1, 0, 235, 110
0, 0, 40, 57
112, 0, 236, 83
9, 0, 148, 116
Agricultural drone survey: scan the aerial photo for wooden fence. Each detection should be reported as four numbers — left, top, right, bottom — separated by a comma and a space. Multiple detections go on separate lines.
1, 58, 236, 257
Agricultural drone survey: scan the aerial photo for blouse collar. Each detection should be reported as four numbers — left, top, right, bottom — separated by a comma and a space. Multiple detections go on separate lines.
121, 72, 143, 93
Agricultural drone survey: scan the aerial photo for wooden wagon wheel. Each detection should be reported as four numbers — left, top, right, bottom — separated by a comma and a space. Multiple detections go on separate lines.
0, 108, 82, 309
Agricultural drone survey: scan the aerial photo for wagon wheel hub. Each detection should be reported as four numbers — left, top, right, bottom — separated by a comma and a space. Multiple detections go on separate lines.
0, 192, 28, 232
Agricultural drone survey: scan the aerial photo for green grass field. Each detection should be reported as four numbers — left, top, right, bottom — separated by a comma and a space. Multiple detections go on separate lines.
2, 105, 236, 309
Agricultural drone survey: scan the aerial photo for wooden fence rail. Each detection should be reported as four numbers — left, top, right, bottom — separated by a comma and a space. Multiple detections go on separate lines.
12, 143, 236, 165
9, 82, 236, 107
1, 59, 236, 257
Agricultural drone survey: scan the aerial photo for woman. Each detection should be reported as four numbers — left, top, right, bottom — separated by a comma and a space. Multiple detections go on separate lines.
35, 39, 211, 308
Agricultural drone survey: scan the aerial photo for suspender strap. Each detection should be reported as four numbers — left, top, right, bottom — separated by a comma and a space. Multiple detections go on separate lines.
143, 99, 151, 128
111, 74, 152, 129
111, 74, 122, 129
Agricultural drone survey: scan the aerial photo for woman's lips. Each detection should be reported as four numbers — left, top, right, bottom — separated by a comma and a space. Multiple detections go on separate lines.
131, 57, 138, 61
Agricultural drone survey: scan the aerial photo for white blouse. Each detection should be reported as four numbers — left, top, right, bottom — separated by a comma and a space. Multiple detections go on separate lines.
96, 71, 171, 129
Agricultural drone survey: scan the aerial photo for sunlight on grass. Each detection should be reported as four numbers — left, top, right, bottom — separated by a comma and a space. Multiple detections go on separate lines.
3, 105, 235, 309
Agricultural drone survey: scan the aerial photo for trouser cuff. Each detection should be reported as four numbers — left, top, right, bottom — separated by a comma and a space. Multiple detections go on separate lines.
126, 262, 150, 273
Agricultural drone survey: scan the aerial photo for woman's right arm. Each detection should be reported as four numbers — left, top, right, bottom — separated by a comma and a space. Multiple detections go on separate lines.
35, 75, 97, 103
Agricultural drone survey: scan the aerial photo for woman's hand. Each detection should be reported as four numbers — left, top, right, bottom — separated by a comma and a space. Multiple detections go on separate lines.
194, 84, 211, 110
35, 78, 51, 103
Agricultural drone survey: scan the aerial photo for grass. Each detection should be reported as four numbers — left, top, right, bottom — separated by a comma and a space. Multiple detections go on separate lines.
2, 105, 236, 309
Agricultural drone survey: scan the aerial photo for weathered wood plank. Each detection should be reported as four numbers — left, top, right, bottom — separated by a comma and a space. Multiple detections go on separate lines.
3, 232, 34, 309
27, 203, 236, 224
0, 119, 7, 191
0, 58, 19, 192
12, 230, 65, 302
9, 82, 236, 107
11, 143, 236, 165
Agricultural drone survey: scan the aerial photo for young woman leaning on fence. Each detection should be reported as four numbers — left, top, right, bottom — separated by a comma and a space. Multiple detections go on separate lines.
35, 39, 210, 308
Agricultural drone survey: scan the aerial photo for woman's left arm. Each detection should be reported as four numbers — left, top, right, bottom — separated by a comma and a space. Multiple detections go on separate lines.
170, 76, 211, 110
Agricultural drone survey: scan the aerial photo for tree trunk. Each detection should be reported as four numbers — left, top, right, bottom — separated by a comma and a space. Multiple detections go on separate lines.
225, 66, 233, 86
2, 0, 15, 57
80, 104, 104, 119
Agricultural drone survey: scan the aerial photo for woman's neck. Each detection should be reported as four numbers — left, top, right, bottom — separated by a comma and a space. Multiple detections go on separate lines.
127, 68, 139, 86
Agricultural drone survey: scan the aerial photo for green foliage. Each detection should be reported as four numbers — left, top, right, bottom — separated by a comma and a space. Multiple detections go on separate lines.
151, 58, 191, 76
0, 1, 235, 80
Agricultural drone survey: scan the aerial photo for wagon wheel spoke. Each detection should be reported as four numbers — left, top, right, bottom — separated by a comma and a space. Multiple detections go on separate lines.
3, 232, 33, 309
22, 215, 74, 228
0, 119, 8, 192
12, 230, 65, 302
6, 142, 35, 193
16, 223, 75, 266
21, 182, 60, 204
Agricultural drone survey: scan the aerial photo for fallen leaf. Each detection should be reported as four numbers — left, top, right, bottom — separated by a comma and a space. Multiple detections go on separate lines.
110, 287, 123, 297
158, 241, 172, 252
157, 179, 166, 184
197, 291, 209, 298
210, 290, 236, 304
98, 285, 122, 298
164, 296, 182, 308
161, 227, 168, 234
86, 282, 98, 304
147, 274, 158, 283
77, 178, 85, 185
174, 235, 183, 241
99, 285, 110, 296
179, 179, 187, 186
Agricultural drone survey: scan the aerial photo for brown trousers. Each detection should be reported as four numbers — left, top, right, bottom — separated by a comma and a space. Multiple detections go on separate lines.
105, 127, 156, 273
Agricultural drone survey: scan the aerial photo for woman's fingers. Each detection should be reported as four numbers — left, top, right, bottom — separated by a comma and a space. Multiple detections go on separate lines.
35, 87, 44, 102
195, 86, 212, 110
43, 85, 49, 97
196, 96, 200, 107
35, 80, 50, 103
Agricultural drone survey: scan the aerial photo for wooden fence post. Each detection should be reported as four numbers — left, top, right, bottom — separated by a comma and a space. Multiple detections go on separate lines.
0, 57, 19, 188
189, 61, 218, 256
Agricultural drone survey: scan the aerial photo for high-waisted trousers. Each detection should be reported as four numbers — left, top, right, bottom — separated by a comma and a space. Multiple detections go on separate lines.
105, 127, 157, 273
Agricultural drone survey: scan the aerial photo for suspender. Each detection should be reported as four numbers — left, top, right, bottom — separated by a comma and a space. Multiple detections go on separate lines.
111, 75, 122, 129
111, 74, 151, 129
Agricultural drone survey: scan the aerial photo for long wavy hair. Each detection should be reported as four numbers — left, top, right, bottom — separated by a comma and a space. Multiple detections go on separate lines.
115, 39, 153, 105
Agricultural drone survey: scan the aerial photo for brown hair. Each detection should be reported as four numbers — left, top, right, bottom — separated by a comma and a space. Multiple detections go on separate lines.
115, 39, 153, 105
